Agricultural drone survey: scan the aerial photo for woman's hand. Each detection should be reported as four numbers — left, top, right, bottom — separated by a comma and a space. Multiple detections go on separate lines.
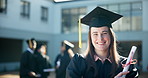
114, 71, 129, 78
29, 71, 36, 77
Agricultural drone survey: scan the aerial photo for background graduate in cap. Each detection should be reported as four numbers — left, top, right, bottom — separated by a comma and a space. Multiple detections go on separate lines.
66, 6, 138, 78
34, 43, 52, 78
20, 38, 38, 78
55, 40, 74, 78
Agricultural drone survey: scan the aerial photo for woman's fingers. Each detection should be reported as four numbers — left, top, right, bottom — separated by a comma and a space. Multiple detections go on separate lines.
114, 71, 129, 78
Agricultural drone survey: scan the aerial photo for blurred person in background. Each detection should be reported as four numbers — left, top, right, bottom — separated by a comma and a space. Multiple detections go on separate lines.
20, 38, 38, 78
55, 40, 74, 78
34, 43, 52, 78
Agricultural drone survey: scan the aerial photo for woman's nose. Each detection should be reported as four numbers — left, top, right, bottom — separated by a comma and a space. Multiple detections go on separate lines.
98, 34, 103, 40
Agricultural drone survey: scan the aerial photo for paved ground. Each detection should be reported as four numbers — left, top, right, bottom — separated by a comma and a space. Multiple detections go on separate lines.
0, 71, 148, 78
0, 71, 55, 78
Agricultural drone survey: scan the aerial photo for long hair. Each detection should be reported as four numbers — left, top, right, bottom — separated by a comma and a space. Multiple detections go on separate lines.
85, 27, 120, 77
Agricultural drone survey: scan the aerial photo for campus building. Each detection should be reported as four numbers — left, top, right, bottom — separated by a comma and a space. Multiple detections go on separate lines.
0, 0, 148, 72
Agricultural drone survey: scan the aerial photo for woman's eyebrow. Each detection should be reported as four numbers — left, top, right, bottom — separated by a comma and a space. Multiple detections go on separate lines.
92, 31, 98, 34
92, 30, 109, 33
102, 30, 109, 32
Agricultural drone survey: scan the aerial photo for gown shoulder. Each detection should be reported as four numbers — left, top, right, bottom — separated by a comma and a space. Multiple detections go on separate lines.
66, 53, 87, 78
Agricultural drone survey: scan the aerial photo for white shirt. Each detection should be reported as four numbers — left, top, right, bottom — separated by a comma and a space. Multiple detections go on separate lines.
27, 48, 34, 54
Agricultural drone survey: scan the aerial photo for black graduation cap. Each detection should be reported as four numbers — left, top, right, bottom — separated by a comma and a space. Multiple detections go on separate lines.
62, 40, 74, 50
81, 6, 123, 28
78, 6, 123, 48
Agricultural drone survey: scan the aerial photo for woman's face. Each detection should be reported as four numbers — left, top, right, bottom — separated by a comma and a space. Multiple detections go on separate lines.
91, 26, 111, 52
40, 45, 46, 54
61, 45, 65, 53
32, 41, 37, 49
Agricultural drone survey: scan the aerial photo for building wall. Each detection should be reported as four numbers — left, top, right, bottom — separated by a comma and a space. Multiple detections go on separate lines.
55, 0, 148, 72
0, 0, 54, 34
0, 0, 55, 71
0, 0, 148, 72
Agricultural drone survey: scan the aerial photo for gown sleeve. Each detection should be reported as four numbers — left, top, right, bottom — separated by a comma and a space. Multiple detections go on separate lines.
66, 53, 87, 78
126, 64, 139, 78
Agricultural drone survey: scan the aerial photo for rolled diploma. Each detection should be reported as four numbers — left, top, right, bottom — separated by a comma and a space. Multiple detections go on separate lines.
43, 68, 55, 72
122, 46, 137, 77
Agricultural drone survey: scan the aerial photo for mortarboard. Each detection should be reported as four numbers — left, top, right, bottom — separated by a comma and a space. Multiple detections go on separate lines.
64, 40, 74, 48
62, 40, 74, 50
78, 6, 123, 48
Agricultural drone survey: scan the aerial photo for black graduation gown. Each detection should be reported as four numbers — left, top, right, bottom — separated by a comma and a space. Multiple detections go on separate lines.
20, 50, 37, 78
66, 53, 138, 78
55, 51, 71, 78
55, 54, 62, 69
35, 52, 52, 78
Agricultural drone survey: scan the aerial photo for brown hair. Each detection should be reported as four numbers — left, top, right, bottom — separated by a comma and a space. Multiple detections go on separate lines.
26, 38, 36, 49
85, 27, 120, 77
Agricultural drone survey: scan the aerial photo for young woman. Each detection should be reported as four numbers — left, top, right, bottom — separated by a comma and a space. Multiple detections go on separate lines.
55, 40, 74, 78
20, 38, 38, 78
66, 6, 138, 78
35, 44, 52, 78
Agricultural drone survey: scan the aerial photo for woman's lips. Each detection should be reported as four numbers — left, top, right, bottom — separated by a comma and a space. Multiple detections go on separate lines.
97, 42, 106, 45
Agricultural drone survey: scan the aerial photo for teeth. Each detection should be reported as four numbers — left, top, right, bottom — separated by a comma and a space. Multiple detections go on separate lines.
98, 43, 104, 44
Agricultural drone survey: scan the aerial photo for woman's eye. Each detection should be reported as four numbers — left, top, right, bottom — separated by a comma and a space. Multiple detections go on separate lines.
93, 33, 98, 36
103, 32, 108, 34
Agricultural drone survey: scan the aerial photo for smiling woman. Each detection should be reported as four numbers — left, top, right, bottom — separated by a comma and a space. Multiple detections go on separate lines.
66, 6, 139, 78
91, 27, 111, 53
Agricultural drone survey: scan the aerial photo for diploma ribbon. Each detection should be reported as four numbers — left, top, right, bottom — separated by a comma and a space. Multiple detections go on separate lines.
122, 59, 137, 68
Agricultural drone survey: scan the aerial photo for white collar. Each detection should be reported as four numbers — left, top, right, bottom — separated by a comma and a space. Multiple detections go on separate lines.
27, 48, 34, 54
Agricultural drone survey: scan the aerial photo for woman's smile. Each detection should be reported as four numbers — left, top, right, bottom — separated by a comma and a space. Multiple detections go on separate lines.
91, 26, 111, 51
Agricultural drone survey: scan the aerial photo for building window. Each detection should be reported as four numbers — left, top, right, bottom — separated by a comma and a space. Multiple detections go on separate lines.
119, 3, 131, 31
41, 6, 48, 22
131, 2, 142, 31
0, 0, 7, 14
100, 2, 142, 31
20, 1, 30, 18
62, 7, 86, 33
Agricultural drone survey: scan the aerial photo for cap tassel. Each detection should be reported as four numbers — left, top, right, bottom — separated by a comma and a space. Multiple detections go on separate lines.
78, 18, 82, 48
